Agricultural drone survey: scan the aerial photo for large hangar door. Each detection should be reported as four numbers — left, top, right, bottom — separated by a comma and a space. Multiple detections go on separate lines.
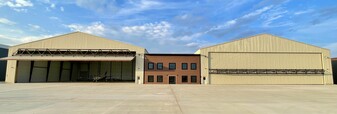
209, 52, 324, 84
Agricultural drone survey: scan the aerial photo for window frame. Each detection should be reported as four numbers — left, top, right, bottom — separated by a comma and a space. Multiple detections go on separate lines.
157, 75, 163, 82
169, 63, 176, 70
157, 63, 163, 70
182, 75, 188, 83
148, 75, 154, 82
191, 75, 197, 83
148, 62, 154, 70
182, 63, 188, 70
191, 63, 197, 70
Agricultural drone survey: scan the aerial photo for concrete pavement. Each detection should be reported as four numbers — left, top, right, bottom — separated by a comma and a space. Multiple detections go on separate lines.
0, 83, 336, 114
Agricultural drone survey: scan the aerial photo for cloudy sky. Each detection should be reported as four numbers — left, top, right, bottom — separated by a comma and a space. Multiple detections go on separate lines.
0, 0, 337, 56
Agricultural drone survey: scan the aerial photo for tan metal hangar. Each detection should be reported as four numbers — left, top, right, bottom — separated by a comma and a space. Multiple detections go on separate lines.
195, 34, 333, 85
2, 32, 147, 84
1, 32, 333, 85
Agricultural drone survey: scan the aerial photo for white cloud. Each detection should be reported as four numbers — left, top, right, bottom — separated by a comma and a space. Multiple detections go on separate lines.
185, 42, 199, 47
261, 6, 293, 27
242, 5, 273, 18
60, 6, 64, 11
118, 0, 163, 15
28, 24, 41, 29
6, 0, 33, 7
0, 18, 16, 25
50, 3, 55, 8
178, 32, 203, 41
121, 21, 209, 49
0, 34, 59, 45
49, 16, 60, 21
294, 9, 313, 15
66, 22, 106, 36
206, 5, 273, 33
122, 21, 171, 38
1, 0, 33, 12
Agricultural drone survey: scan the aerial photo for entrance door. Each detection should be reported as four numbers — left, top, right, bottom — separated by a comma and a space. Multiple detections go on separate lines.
169, 76, 176, 84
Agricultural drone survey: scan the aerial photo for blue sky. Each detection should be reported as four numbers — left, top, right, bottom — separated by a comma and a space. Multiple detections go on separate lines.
0, 0, 337, 56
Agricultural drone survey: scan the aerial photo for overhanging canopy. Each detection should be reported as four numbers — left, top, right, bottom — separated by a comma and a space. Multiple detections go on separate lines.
0, 56, 135, 61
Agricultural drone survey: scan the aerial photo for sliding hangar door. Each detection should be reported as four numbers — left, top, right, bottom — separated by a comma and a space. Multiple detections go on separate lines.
14, 59, 135, 83
196, 34, 333, 85
3, 32, 147, 84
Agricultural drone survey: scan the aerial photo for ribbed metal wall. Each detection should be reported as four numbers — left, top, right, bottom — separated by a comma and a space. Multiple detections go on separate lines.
6, 32, 146, 84
198, 34, 333, 85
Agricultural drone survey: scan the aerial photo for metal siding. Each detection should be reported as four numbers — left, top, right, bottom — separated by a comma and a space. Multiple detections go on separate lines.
200, 34, 333, 84
122, 61, 133, 80
15, 61, 31, 83
6, 32, 146, 84
48, 61, 60, 82
209, 52, 322, 69
31, 61, 48, 82
210, 74, 324, 84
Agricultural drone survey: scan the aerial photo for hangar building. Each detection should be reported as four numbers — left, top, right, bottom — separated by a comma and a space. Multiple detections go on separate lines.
2, 32, 147, 84
195, 34, 333, 85
1, 32, 333, 85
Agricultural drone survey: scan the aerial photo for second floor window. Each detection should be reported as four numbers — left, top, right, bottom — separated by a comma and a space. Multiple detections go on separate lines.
182, 63, 188, 70
157, 63, 163, 70
148, 62, 154, 70
169, 63, 176, 70
191, 63, 197, 70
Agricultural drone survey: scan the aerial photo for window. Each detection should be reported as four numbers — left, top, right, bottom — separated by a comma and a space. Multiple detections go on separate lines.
157, 75, 163, 82
182, 63, 188, 70
148, 75, 154, 82
191, 75, 197, 83
148, 62, 154, 70
191, 63, 197, 70
169, 63, 176, 70
157, 63, 163, 70
182, 75, 188, 82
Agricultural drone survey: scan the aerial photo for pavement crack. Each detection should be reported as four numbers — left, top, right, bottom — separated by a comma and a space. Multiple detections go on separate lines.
169, 85, 183, 114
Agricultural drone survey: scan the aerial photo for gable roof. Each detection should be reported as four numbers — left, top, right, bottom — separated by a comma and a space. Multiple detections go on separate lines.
200, 34, 329, 51
10, 32, 145, 52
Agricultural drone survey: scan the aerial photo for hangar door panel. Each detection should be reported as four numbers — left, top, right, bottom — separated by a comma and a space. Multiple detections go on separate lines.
209, 52, 322, 69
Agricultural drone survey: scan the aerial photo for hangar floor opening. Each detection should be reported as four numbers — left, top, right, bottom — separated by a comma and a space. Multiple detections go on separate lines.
15, 61, 136, 83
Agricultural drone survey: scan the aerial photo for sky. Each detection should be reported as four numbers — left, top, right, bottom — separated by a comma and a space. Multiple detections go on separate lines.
0, 0, 337, 56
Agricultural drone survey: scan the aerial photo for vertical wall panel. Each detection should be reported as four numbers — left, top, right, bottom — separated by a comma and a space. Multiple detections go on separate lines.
61, 62, 71, 81
48, 61, 60, 82
89, 62, 99, 78
78, 62, 89, 80
122, 61, 133, 80
16, 61, 31, 83
31, 61, 48, 82
111, 62, 121, 80
71, 63, 79, 81
100, 62, 110, 77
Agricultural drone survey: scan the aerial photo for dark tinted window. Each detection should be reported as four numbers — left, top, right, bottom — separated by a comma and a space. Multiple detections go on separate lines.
157, 75, 163, 82
191, 63, 197, 70
157, 63, 163, 70
169, 63, 176, 70
182, 76, 188, 82
148, 62, 154, 70
191, 76, 197, 83
182, 63, 188, 70
148, 75, 154, 82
